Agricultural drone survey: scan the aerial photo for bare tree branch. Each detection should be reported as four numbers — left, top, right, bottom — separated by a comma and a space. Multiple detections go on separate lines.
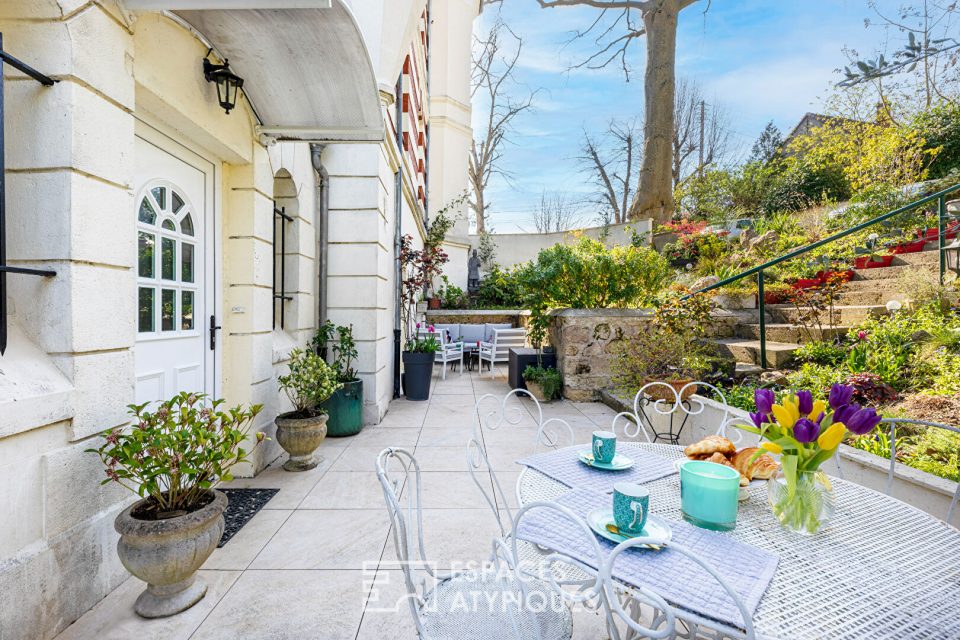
578, 118, 641, 224
468, 18, 539, 234
531, 191, 587, 232
672, 76, 732, 187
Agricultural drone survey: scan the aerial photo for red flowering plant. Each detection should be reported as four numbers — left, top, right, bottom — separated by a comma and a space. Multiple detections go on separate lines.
87, 392, 264, 518
661, 219, 708, 236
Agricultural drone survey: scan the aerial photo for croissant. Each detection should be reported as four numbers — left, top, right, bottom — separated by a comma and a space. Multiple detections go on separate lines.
684, 435, 736, 459
731, 447, 780, 481
704, 452, 750, 486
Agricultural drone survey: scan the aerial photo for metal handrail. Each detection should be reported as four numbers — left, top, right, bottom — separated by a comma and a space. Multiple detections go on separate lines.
687, 182, 960, 368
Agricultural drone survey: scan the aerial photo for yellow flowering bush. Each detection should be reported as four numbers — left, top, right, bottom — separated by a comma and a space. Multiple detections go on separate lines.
279, 348, 342, 418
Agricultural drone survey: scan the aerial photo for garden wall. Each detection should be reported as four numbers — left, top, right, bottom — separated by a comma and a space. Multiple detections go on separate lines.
469, 219, 654, 269
601, 390, 958, 523
425, 309, 529, 327
549, 308, 745, 401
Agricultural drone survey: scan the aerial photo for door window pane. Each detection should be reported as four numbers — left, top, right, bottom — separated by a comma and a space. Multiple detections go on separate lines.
138, 288, 155, 332
182, 291, 194, 331
162, 219, 176, 231
138, 232, 155, 278
181, 213, 194, 236
172, 191, 185, 213
139, 199, 157, 225
182, 243, 195, 283
161, 289, 175, 331
161, 238, 176, 280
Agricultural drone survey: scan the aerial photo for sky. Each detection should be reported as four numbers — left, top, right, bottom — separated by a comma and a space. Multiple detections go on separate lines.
473, 0, 905, 232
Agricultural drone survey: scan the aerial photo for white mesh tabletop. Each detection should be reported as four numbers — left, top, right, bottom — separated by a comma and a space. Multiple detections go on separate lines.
516, 442, 960, 640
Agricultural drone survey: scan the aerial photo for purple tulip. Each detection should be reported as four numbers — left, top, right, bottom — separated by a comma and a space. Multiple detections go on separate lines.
796, 390, 813, 416
755, 388, 775, 416
845, 407, 882, 435
793, 417, 821, 443
832, 403, 859, 427
749, 411, 766, 429
829, 383, 854, 410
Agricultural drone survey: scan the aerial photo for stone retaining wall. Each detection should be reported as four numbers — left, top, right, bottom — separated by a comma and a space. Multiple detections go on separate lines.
424, 309, 527, 326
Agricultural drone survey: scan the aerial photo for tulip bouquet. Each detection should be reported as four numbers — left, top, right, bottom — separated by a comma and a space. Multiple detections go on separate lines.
741, 384, 882, 534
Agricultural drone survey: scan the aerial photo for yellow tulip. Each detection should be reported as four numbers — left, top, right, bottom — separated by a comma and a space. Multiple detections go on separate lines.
761, 441, 783, 454
818, 423, 846, 450
771, 403, 798, 430
808, 400, 827, 421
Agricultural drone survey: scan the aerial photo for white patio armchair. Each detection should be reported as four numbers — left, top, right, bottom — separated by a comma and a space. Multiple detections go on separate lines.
478, 328, 527, 378
375, 447, 573, 639
418, 329, 463, 380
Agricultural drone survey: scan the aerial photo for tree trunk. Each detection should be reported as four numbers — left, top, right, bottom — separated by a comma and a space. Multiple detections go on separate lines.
629, 2, 679, 224
474, 190, 486, 234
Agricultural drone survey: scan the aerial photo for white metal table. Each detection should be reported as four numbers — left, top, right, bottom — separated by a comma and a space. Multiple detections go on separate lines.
516, 442, 960, 639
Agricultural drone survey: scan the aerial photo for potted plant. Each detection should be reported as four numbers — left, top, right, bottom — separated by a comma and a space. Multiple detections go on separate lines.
276, 348, 341, 471
763, 282, 793, 305
314, 322, 364, 437
87, 393, 263, 618
523, 365, 563, 402
403, 324, 441, 401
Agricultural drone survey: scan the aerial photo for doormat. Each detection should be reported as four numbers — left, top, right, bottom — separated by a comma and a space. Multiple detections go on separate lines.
217, 488, 280, 547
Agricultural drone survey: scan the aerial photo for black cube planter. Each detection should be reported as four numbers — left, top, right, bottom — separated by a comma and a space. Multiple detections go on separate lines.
402, 351, 434, 401
508, 348, 556, 391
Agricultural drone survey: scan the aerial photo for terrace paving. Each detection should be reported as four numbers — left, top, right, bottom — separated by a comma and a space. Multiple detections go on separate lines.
55, 365, 621, 640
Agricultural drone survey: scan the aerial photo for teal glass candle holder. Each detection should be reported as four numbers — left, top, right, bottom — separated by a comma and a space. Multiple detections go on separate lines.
679, 460, 740, 531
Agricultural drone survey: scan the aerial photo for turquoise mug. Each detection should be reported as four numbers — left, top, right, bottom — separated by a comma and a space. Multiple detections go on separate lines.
678, 459, 740, 531
613, 483, 649, 535
592, 430, 617, 464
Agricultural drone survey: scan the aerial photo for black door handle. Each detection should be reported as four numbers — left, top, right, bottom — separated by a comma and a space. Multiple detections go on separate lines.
209, 315, 222, 351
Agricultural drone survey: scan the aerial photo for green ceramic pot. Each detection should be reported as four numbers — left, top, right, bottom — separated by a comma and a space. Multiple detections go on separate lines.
320, 379, 364, 437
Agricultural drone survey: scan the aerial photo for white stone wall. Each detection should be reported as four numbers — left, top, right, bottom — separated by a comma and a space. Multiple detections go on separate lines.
472, 219, 655, 270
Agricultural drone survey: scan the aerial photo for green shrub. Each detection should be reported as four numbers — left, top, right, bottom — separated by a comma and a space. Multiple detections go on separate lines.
523, 365, 563, 400
912, 102, 960, 179
794, 340, 847, 366
786, 363, 848, 395
476, 264, 525, 308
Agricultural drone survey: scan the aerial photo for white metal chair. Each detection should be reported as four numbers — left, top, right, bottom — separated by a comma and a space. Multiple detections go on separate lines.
470, 389, 576, 536
610, 381, 733, 445
601, 537, 757, 640
836, 418, 960, 527
478, 328, 527, 378
419, 330, 463, 380
375, 447, 574, 639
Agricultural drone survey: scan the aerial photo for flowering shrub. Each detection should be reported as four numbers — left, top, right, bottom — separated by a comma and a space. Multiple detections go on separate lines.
407, 323, 442, 354
87, 393, 264, 516
279, 348, 342, 418
660, 220, 708, 236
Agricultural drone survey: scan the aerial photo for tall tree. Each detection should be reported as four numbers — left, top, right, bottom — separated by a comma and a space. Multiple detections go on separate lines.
750, 121, 784, 164
469, 18, 536, 234
579, 118, 641, 225
531, 191, 585, 232
537, 0, 704, 223
672, 76, 732, 187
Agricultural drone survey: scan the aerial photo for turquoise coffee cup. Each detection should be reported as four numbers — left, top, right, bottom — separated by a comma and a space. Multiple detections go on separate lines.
613, 482, 649, 535
592, 430, 617, 464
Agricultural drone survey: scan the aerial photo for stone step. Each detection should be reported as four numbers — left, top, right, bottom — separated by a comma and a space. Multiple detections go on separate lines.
767, 303, 888, 325
710, 337, 800, 368
833, 289, 911, 305
735, 323, 850, 344
893, 248, 940, 266
852, 264, 916, 280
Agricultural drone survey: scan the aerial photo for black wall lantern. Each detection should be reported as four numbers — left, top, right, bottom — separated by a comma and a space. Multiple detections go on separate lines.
203, 51, 244, 114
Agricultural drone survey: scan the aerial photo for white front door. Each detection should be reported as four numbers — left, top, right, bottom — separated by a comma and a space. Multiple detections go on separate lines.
134, 131, 216, 405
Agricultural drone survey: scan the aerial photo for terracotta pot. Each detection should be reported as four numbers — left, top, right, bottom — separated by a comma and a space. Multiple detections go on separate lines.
854, 254, 894, 269
890, 240, 927, 255
427, 297, 441, 310
275, 412, 328, 471
791, 278, 821, 290
642, 377, 698, 402
115, 490, 227, 618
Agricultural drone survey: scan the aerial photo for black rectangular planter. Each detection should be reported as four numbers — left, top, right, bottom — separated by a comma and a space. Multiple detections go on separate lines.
509, 348, 556, 390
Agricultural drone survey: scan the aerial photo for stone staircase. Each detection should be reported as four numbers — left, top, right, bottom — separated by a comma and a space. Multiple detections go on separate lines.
711, 246, 942, 372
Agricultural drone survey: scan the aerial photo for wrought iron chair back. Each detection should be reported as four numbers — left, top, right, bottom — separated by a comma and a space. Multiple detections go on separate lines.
601, 537, 756, 640
470, 389, 576, 536
838, 418, 960, 526
508, 501, 612, 634
611, 381, 732, 445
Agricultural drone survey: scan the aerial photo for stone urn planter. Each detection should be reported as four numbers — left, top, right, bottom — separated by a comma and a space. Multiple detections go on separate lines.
115, 490, 227, 618
275, 411, 328, 471
525, 380, 551, 403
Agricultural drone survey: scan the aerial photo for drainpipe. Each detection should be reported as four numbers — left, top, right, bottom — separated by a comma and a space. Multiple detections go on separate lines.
311, 144, 329, 325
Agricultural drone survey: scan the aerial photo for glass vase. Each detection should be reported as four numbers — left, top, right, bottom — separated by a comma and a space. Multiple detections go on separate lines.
767, 469, 836, 535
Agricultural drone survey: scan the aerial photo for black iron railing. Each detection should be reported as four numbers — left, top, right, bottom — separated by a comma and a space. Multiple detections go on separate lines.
687, 182, 960, 368
0, 33, 58, 355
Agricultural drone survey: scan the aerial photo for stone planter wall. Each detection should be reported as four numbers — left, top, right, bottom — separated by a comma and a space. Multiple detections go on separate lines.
549, 308, 744, 401
601, 390, 958, 523
425, 309, 527, 326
